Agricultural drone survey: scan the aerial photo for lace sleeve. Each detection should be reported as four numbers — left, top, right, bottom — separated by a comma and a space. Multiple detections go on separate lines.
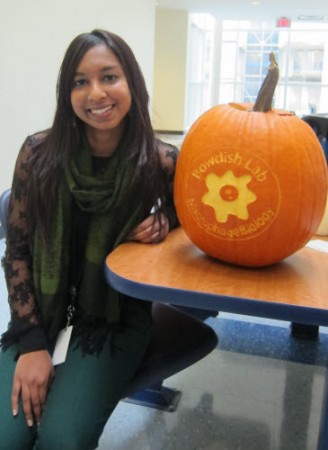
157, 139, 180, 229
1, 135, 47, 353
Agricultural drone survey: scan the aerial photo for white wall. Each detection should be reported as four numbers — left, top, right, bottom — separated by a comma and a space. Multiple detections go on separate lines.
152, 8, 188, 133
0, 0, 155, 194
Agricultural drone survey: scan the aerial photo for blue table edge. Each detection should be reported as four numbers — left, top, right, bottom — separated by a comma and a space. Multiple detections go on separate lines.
104, 264, 328, 328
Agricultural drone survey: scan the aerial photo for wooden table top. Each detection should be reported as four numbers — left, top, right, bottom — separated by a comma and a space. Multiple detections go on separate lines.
106, 227, 328, 314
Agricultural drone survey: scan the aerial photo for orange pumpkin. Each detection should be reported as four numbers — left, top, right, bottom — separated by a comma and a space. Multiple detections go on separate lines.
174, 54, 328, 267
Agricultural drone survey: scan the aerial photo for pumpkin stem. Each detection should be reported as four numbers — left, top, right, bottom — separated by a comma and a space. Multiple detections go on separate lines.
252, 52, 279, 113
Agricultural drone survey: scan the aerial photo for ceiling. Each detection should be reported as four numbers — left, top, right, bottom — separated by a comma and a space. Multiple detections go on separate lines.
156, 0, 328, 22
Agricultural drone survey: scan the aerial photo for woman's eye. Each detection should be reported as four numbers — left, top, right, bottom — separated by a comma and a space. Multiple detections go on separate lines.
104, 74, 117, 82
72, 79, 87, 88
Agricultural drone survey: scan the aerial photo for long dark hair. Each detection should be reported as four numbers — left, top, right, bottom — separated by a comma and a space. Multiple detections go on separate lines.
27, 29, 166, 241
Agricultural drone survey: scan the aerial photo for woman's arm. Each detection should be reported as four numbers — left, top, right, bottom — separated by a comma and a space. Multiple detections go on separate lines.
127, 140, 179, 243
157, 139, 180, 230
1, 135, 47, 353
1, 135, 55, 427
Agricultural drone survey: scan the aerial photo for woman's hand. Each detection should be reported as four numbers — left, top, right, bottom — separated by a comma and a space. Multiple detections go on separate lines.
128, 213, 169, 243
12, 350, 55, 427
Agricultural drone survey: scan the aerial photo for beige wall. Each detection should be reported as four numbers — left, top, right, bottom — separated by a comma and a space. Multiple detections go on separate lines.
0, 0, 156, 194
152, 8, 188, 133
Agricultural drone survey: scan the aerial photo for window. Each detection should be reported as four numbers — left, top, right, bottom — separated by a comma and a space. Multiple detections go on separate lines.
186, 17, 328, 128
185, 14, 215, 129
219, 20, 328, 115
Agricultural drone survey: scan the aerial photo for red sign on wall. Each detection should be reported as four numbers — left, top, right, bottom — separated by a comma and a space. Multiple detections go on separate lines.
276, 17, 291, 27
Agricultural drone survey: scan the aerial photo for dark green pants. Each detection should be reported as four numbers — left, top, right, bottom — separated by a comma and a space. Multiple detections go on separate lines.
0, 299, 152, 450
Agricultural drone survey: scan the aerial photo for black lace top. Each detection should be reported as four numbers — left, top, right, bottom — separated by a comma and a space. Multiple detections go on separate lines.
1, 133, 179, 355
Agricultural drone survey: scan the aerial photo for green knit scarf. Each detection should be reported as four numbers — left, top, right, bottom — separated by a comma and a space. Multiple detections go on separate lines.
33, 141, 147, 340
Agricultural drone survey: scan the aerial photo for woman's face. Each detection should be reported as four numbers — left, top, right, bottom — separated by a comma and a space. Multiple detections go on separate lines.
71, 44, 132, 140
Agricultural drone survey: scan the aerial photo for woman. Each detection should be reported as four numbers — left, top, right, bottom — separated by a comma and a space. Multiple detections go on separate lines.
0, 29, 178, 449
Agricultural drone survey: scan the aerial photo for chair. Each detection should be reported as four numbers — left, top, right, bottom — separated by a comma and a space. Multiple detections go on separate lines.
302, 114, 328, 163
289, 115, 328, 340
0, 188, 10, 240
0, 189, 219, 411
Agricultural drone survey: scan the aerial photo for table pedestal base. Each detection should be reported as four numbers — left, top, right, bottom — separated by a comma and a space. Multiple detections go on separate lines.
291, 323, 319, 340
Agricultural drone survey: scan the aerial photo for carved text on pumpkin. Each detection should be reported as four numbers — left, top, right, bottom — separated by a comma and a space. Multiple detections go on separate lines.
191, 151, 268, 182
187, 198, 276, 240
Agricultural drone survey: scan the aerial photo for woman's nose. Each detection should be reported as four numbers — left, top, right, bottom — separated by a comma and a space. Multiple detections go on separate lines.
88, 82, 106, 101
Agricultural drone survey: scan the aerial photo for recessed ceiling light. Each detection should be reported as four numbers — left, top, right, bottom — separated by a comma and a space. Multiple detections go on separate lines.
251, 1, 261, 4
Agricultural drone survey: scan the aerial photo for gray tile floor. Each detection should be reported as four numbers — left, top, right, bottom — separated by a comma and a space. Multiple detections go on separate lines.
0, 239, 327, 449
98, 319, 327, 450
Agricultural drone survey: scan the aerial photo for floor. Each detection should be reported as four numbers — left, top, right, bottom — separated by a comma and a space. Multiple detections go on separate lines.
0, 239, 327, 449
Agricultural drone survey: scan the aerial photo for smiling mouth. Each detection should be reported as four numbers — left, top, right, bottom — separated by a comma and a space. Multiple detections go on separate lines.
89, 105, 114, 115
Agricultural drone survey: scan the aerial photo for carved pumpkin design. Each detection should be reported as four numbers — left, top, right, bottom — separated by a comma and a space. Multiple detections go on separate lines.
174, 54, 328, 267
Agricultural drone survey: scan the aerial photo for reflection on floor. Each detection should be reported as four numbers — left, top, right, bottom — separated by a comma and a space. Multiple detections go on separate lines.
0, 241, 327, 450
99, 316, 326, 450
